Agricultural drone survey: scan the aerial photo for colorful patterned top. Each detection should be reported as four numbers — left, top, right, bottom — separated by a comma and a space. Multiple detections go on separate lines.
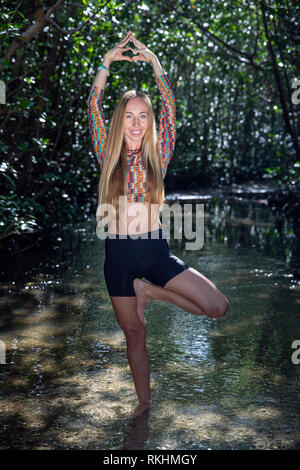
88, 74, 176, 203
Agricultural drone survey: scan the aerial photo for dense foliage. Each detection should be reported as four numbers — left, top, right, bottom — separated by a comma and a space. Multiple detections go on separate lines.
0, 0, 299, 248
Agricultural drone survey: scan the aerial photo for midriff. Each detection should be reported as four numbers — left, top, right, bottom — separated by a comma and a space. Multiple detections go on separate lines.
105, 201, 162, 235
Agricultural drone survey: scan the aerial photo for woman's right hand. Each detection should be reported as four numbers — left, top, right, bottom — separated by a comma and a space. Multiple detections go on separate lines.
103, 31, 133, 67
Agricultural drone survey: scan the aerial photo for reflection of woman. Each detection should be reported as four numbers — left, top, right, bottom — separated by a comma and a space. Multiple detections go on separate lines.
88, 32, 229, 417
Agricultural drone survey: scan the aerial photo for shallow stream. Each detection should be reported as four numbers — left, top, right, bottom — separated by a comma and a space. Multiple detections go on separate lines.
1, 191, 300, 449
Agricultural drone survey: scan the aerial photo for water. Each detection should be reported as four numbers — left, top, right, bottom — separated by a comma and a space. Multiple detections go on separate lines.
1, 192, 300, 450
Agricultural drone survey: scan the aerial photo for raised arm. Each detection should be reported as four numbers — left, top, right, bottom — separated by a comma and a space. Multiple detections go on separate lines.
131, 35, 176, 177
87, 32, 132, 169
87, 81, 107, 170
155, 73, 176, 178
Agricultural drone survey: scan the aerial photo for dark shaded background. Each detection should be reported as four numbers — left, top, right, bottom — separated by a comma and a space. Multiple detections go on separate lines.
0, 0, 299, 254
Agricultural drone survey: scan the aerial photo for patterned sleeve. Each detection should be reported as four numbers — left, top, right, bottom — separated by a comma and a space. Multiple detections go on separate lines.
155, 74, 176, 178
87, 85, 107, 169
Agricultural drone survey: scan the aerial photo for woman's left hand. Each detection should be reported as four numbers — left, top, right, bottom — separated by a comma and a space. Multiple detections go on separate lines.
130, 34, 156, 63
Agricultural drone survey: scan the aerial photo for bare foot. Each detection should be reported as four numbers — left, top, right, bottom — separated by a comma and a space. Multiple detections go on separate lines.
133, 278, 151, 325
130, 401, 151, 419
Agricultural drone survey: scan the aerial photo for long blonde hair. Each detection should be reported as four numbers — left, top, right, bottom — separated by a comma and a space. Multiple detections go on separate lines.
97, 90, 165, 229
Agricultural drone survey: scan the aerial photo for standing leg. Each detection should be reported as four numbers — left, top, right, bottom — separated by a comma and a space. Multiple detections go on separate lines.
110, 296, 151, 418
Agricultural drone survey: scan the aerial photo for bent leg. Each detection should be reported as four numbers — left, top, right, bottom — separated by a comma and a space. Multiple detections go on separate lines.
164, 267, 229, 318
134, 277, 207, 318
110, 296, 151, 411
134, 267, 229, 319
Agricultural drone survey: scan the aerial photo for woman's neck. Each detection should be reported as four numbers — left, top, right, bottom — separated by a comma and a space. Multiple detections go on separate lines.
124, 137, 143, 151
124, 143, 142, 152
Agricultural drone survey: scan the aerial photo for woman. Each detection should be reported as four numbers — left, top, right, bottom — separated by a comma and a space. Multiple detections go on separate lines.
88, 32, 229, 418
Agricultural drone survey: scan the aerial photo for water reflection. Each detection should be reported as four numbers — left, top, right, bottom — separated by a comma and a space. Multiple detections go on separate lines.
0, 193, 300, 450
166, 194, 299, 274
122, 410, 150, 450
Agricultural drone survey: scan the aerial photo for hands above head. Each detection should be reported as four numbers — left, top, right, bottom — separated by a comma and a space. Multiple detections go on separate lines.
129, 33, 163, 76
103, 31, 156, 66
103, 31, 133, 66
129, 33, 156, 64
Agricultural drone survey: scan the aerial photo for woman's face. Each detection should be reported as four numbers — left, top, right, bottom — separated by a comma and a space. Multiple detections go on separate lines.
123, 97, 149, 148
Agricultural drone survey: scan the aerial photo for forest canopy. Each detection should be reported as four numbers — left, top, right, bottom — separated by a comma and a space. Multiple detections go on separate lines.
0, 0, 299, 247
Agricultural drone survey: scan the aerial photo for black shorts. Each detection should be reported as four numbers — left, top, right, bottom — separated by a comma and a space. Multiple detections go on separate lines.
104, 228, 190, 297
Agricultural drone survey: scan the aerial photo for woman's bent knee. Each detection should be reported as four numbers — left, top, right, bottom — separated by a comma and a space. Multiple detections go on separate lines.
207, 296, 229, 318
